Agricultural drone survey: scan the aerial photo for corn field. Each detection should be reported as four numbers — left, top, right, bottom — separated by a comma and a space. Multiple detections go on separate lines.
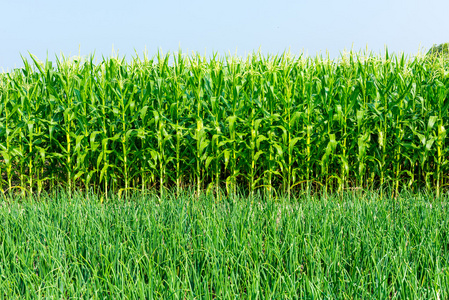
0, 51, 448, 196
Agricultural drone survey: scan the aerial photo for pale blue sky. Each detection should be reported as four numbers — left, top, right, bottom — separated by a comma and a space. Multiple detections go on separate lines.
1, 0, 448, 70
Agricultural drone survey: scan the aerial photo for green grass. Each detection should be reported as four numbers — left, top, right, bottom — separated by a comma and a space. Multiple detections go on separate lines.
0, 190, 448, 298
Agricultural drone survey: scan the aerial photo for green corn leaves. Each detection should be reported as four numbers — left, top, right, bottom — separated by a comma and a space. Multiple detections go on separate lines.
0, 51, 448, 196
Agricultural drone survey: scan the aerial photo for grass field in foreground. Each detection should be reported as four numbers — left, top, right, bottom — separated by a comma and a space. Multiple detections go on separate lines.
0, 190, 448, 299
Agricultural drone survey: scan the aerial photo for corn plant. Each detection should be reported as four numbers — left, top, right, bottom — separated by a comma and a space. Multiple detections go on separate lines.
0, 51, 448, 196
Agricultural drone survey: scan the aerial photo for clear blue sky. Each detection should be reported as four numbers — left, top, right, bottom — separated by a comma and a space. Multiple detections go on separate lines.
1, 0, 448, 71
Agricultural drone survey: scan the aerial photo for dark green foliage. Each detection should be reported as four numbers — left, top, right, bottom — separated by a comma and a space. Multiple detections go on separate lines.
427, 43, 449, 57
0, 191, 448, 298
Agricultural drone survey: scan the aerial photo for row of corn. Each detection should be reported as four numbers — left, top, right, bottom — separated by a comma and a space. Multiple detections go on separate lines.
0, 51, 448, 196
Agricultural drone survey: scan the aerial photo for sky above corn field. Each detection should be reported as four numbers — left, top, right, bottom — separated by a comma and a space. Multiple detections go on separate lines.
1, 0, 448, 71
